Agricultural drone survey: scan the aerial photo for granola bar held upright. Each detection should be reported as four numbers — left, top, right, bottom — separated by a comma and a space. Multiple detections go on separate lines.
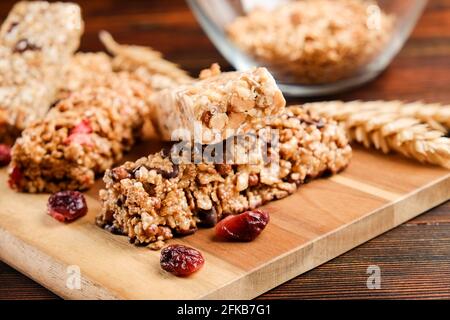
97, 106, 352, 249
152, 64, 286, 144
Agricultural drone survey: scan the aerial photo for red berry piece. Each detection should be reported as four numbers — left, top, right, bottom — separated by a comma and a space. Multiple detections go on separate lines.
0, 144, 11, 167
47, 191, 88, 223
65, 119, 93, 146
70, 119, 93, 135
8, 166, 22, 189
215, 209, 270, 242
160, 244, 205, 277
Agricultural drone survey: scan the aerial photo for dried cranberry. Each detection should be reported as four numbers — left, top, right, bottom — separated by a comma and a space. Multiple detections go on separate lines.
0, 144, 11, 167
8, 166, 22, 189
160, 244, 204, 277
215, 209, 270, 242
47, 191, 88, 223
64, 119, 93, 146
70, 119, 93, 135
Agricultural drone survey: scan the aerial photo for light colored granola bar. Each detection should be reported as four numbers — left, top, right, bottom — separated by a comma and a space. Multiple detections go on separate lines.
9, 73, 152, 193
0, 1, 83, 144
227, 0, 394, 84
97, 106, 352, 249
0, 1, 83, 62
152, 65, 286, 144
58, 52, 114, 100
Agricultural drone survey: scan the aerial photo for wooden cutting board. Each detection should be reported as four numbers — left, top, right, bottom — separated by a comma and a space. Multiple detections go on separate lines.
0, 143, 448, 300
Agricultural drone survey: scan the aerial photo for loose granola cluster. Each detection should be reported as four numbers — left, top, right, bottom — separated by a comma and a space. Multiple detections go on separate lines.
9, 73, 152, 193
0, 1, 83, 145
152, 65, 286, 144
97, 106, 352, 249
227, 0, 394, 84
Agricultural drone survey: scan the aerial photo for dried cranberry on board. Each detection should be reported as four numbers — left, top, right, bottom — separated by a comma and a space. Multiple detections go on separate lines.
215, 209, 270, 242
160, 244, 205, 277
0, 144, 12, 167
47, 191, 88, 223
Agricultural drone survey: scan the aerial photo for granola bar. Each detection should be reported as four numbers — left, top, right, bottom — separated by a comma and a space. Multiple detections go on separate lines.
152, 65, 286, 144
0, 1, 83, 144
97, 106, 352, 249
58, 52, 114, 100
9, 73, 152, 193
0, 1, 83, 62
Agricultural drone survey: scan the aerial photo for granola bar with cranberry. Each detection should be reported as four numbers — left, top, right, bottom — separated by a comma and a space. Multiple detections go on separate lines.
97, 106, 352, 249
0, 1, 83, 145
9, 73, 152, 193
151, 64, 286, 144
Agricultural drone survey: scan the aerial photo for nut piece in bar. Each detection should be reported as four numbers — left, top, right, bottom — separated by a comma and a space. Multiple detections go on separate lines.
152, 65, 286, 144
97, 106, 352, 249
9, 73, 152, 193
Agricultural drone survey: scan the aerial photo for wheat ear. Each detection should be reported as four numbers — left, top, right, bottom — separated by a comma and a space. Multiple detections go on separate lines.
301, 101, 450, 169
99, 31, 192, 84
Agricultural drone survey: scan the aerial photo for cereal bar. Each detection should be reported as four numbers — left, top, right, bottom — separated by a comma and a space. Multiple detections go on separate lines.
0, 1, 83, 144
0, 1, 83, 62
152, 64, 286, 144
97, 106, 352, 249
9, 73, 152, 193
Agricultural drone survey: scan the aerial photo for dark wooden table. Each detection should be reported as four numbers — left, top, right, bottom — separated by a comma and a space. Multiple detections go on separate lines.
0, 0, 449, 300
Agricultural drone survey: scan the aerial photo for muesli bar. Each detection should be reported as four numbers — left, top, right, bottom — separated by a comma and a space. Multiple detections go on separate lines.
100, 31, 192, 90
151, 64, 286, 144
97, 106, 352, 249
0, 1, 83, 62
9, 73, 152, 193
0, 1, 83, 144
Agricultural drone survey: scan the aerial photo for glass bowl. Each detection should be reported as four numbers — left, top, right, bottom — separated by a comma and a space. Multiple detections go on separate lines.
187, 0, 428, 97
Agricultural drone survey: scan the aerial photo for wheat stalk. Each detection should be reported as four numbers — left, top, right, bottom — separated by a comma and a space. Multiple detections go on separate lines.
99, 31, 192, 87
302, 101, 450, 169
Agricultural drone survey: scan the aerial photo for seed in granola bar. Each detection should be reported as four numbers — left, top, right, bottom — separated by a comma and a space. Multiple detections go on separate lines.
0, 144, 12, 167
248, 173, 259, 187
47, 191, 88, 223
158, 164, 180, 179
200, 111, 212, 127
197, 207, 218, 228
160, 244, 204, 277
215, 209, 270, 242
111, 167, 131, 181
14, 39, 40, 53
215, 163, 232, 175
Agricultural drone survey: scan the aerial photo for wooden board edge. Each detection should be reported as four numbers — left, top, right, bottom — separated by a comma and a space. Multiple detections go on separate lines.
200, 174, 450, 300
0, 227, 120, 300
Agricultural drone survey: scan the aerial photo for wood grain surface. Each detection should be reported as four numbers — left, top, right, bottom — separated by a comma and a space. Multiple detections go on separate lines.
0, 0, 449, 300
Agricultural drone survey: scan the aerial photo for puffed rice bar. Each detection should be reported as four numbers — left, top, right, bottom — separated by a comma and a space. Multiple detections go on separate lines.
0, 1, 83, 144
9, 73, 152, 193
97, 106, 352, 248
152, 65, 286, 144
0, 1, 83, 62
